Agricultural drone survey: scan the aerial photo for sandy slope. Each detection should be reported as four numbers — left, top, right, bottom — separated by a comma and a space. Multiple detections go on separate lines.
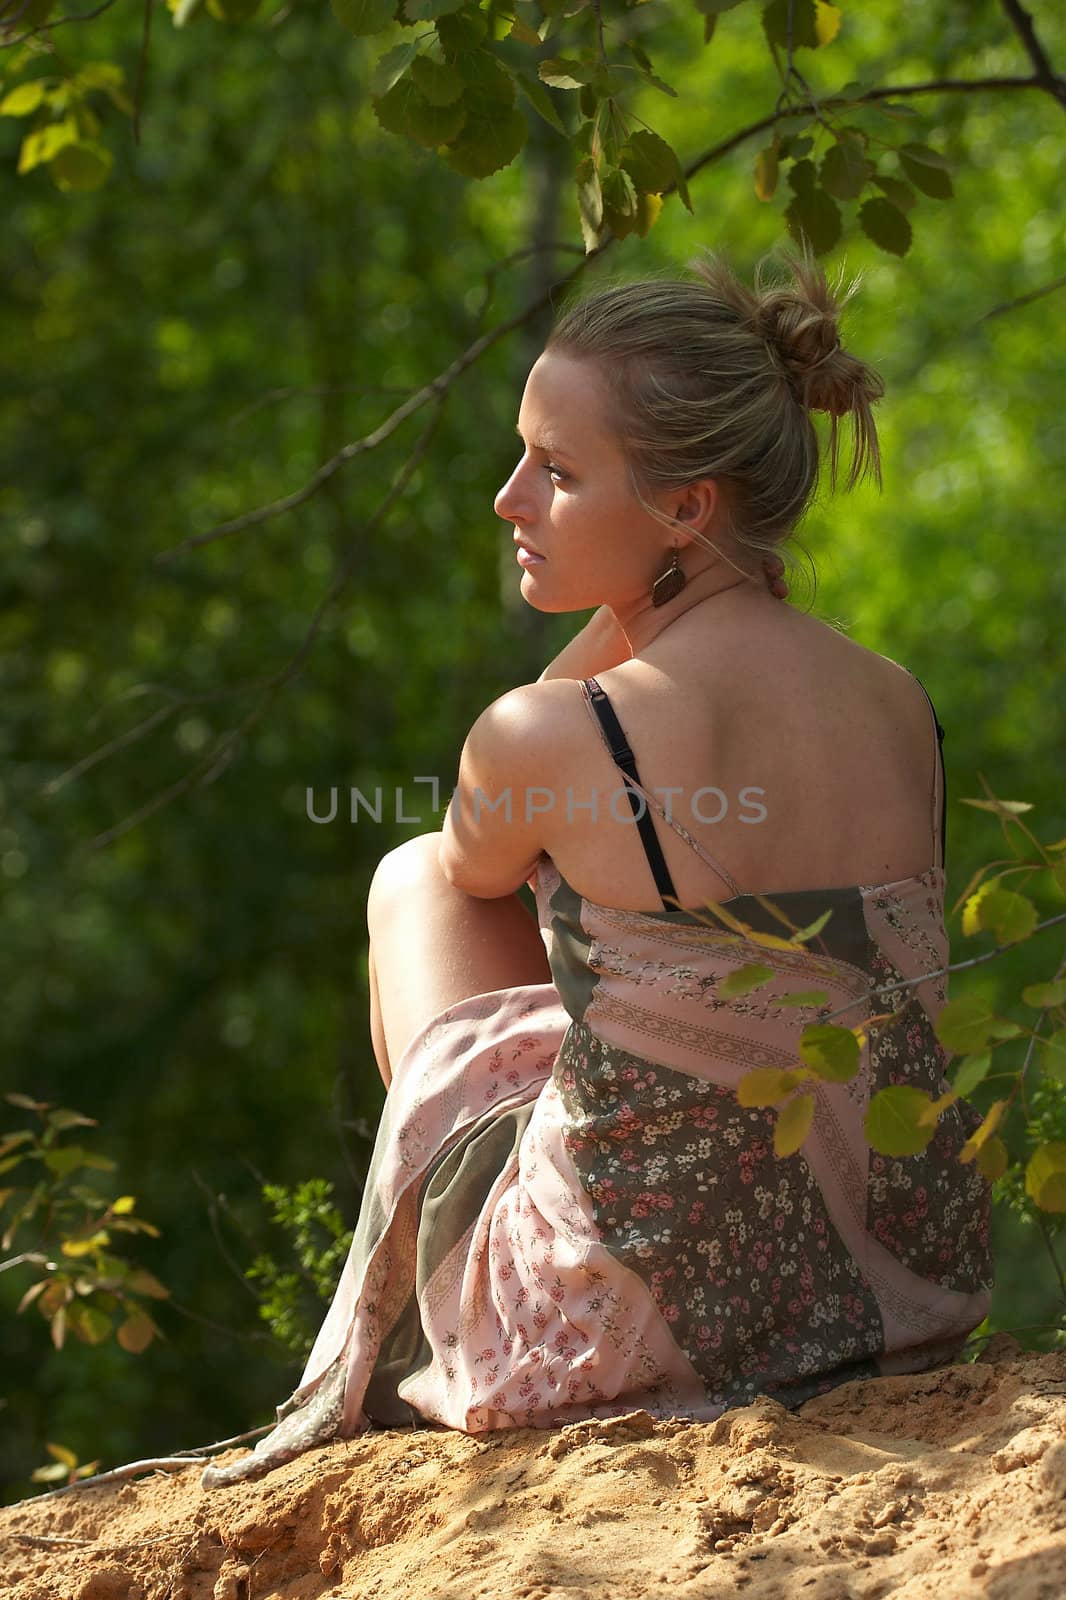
4, 1340, 1066, 1600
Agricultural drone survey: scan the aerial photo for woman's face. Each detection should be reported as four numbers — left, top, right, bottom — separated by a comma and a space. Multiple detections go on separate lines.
494, 349, 679, 614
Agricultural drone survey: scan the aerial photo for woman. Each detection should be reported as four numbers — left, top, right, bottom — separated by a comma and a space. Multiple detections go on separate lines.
203, 248, 993, 1489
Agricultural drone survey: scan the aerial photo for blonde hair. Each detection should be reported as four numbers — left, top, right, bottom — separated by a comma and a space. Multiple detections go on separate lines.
543, 244, 884, 608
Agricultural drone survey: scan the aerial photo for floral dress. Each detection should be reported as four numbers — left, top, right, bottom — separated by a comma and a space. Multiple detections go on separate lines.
202, 673, 993, 1489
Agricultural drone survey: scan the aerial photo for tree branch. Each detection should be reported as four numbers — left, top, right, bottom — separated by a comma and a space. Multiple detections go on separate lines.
80, 393, 449, 853
0, 0, 119, 47
999, 0, 1066, 110
976, 272, 1066, 324
159, 71, 1048, 562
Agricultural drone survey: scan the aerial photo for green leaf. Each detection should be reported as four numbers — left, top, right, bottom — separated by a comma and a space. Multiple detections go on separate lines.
754, 142, 779, 201
619, 128, 691, 211
513, 71, 567, 135
762, 0, 841, 50
959, 1099, 1007, 1163
977, 1136, 1008, 1181
859, 196, 912, 257
17, 117, 79, 175
950, 1052, 992, 1097
965, 886, 1038, 945
0, 1130, 34, 1159
538, 56, 592, 91
508, 13, 541, 45
435, 9, 487, 54
1022, 979, 1066, 1009
872, 172, 917, 212
453, 49, 516, 107
373, 76, 467, 146
935, 994, 1000, 1054
46, 1108, 98, 1132
774, 1092, 815, 1157
440, 92, 526, 177
784, 183, 841, 255
601, 164, 639, 222
1025, 1142, 1066, 1213
719, 962, 774, 999
820, 132, 868, 200
5, 1093, 50, 1111
0, 80, 51, 117
42, 1144, 91, 1178
371, 42, 420, 97
330, 0, 394, 34
67, 1301, 113, 1345
798, 1023, 860, 1082
787, 156, 817, 193
898, 142, 954, 200
409, 56, 465, 106
576, 152, 604, 252
864, 1085, 938, 1157
737, 1067, 805, 1107
1041, 1030, 1066, 1083
404, 0, 466, 16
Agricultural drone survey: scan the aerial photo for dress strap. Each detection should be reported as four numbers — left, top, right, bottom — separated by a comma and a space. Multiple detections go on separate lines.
579, 678, 743, 907
909, 672, 947, 871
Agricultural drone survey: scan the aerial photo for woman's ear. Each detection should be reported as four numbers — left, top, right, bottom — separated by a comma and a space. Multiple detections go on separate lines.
670, 477, 718, 540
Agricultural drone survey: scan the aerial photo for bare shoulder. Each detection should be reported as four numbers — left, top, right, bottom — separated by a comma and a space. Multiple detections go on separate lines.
461, 678, 587, 770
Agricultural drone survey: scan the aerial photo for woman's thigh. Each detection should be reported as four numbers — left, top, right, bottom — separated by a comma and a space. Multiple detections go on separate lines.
366, 831, 553, 1073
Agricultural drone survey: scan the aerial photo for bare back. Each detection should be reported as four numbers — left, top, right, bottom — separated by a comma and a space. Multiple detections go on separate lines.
538, 597, 943, 912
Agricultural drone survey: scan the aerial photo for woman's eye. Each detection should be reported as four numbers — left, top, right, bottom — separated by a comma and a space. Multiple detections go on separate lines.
543, 463, 568, 482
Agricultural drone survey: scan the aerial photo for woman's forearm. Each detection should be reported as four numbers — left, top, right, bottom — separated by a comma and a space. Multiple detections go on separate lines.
536, 606, 632, 682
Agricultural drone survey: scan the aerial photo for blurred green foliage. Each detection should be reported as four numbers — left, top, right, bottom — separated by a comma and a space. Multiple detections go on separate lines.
1, 0, 1064, 1499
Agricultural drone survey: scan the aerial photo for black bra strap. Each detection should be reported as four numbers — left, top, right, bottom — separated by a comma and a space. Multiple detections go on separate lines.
911, 673, 947, 869
583, 678, 679, 908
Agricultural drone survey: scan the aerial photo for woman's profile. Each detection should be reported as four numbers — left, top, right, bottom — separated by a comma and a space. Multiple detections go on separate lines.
202, 245, 994, 1489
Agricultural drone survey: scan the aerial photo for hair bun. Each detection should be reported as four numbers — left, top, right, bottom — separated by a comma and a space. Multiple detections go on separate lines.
688, 244, 884, 491
754, 296, 846, 414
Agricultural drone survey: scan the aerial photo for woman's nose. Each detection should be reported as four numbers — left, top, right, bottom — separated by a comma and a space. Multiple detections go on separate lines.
494, 460, 527, 522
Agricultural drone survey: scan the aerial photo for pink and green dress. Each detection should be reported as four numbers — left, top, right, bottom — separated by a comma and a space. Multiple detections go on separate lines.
202, 673, 993, 1489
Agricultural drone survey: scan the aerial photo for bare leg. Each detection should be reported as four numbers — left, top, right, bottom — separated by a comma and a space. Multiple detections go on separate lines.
366, 831, 552, 1086
367, 940, 392, 1088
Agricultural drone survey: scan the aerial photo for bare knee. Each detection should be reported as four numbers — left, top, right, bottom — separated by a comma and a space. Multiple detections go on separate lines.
367, 830, 445, 932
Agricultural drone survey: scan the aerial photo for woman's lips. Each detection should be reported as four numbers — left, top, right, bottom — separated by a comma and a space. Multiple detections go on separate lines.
516, 543, 546, 567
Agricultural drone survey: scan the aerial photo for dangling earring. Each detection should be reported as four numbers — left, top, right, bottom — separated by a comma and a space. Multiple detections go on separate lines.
651, 546, 686, 607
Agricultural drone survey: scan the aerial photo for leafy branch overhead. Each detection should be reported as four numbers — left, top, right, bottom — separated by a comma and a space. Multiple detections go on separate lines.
2, 0, 1064, 258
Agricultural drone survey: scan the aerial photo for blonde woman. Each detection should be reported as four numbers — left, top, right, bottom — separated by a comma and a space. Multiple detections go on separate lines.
204, 248, 993, 1488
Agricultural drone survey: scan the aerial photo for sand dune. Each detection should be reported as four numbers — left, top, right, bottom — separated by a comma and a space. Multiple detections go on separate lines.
4, 1338, 1066, 1600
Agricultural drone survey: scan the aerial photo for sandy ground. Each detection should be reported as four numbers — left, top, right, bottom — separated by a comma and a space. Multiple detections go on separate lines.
4, 1338, 1066, 1600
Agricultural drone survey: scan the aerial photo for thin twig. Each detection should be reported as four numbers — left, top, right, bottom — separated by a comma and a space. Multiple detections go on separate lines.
191, 1170, 261, 1301
15, 1529, 197, 1550
1, 0, 118, 46
820, 911, 1066, 1026
977, 273, 1066, 323
81, 395, 448, 852
12, 1425, 277, 1507
999, 0, 1066, 109
1035, 1212, 1066, 1304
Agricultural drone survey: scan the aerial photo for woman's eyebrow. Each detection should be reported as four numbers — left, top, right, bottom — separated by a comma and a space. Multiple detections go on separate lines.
513, 423, 577, 461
